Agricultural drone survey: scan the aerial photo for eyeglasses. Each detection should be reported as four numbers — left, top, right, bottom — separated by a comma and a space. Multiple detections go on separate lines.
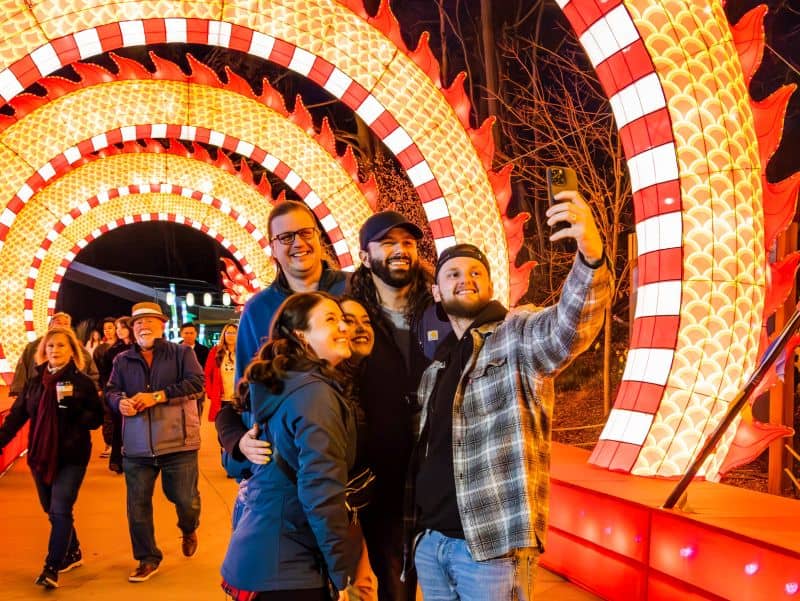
270, 227, 318, 246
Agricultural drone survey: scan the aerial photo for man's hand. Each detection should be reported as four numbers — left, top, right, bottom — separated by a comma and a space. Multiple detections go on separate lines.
119, 397, 138, 417
546, 191, 604, 264
130, 391, 165, 412
238, 424, 272, 464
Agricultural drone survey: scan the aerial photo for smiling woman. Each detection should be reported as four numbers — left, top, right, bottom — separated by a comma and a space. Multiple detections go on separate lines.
222, 291, 370, 599
0, 326, 103, 590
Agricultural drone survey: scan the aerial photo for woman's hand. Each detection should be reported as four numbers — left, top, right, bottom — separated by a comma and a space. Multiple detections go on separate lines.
237, 424, 272, 464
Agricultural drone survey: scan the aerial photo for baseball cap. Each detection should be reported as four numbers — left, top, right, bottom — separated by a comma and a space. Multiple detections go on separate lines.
434, 243, 491, 281
359, 211, 423, 250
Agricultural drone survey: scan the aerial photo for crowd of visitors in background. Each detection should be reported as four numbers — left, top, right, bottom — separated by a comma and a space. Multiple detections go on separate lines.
0, 185, 610, 601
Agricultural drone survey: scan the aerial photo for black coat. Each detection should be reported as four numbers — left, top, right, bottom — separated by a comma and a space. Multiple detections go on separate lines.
0, 362, 103, 467
191, 343, 210, 368
357, 304, 447, 515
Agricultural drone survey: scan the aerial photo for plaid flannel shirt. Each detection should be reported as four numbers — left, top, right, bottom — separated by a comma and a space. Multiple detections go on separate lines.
412, 257, 611, 562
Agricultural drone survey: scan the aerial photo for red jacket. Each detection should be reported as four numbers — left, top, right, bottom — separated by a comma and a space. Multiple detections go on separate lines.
204, 347, 226, 422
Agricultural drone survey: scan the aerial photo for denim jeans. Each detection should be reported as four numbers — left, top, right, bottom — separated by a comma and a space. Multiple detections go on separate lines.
414, 529, 538, 601
123, 450, 201, 564
32, 463, 87, 569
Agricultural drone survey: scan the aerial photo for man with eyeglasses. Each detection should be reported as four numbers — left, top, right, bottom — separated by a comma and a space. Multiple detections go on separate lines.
215, 200, 348, 480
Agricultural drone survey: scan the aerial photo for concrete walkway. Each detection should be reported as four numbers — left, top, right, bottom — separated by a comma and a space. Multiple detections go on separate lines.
0, 420, 599, 600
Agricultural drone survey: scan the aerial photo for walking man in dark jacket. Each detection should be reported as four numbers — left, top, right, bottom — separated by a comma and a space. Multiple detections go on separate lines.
107, 302, 205, 583
349, 210, 450, 601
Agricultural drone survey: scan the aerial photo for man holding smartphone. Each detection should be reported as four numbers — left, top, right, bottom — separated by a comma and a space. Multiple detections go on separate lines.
405, 188, 611, 600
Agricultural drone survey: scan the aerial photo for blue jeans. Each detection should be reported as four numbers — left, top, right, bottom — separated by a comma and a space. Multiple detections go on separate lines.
123, 451, 201, 564
414, 529, 538, 601
32, 463, 87, 569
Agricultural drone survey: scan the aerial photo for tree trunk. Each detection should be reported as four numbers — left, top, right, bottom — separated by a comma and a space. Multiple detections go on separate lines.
479, 0, 500, 146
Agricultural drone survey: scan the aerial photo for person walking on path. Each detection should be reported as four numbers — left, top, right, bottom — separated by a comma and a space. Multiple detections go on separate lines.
107, 301, 205, 583
0, 327, 103, 589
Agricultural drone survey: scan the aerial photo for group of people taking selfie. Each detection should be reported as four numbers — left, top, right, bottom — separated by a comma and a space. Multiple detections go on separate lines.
218, 189, 610, 601
0, 183, 610, 601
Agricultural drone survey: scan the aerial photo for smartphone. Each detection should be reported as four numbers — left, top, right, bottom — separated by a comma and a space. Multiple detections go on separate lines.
546, 166, 578, 203
546, 166, 578, 235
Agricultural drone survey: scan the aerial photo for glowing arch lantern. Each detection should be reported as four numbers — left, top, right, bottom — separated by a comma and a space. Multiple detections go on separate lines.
0, 1, 515, 302
557, 0, 798, 480
0, 0, 795, 481
33, 192, 265, 329
0, 54, 373, 270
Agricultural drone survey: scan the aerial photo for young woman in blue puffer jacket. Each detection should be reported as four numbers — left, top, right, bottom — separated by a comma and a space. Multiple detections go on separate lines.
221, 292, 373, 601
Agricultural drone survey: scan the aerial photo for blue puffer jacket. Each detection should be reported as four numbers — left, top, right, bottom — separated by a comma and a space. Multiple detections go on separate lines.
106, 338, 204, 457
221, 370, 362, 593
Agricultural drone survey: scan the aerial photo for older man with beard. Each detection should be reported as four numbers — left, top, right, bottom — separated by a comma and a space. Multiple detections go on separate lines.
107, 302, 205, 583
349, 211, 451, 601
406, 192, 611, 601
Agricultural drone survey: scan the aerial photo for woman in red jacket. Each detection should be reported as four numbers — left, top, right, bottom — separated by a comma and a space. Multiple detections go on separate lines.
204, 322, 238, 422
0, 327, 103, 589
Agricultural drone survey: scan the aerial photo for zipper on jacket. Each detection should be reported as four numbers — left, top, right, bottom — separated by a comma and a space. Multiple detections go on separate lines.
138, 354, 155, 457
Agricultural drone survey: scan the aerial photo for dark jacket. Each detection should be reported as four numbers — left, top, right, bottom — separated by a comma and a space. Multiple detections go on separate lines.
0, 362, 103, 466
106, 338, 204, 457
357, 303, 449, 515
221, 370, 361, 593
189, 343, 210, 368
95, 339, 132, 389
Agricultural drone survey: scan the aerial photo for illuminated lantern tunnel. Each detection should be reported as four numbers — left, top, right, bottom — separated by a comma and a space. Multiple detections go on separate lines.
0, 0, 797, 481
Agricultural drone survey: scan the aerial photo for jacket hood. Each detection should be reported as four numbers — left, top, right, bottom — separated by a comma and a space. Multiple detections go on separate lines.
249, 369, 341, 424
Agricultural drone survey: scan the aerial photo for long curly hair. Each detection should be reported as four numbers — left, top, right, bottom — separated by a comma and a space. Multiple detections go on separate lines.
234, 291, 347, 411
348, 257, 435, 327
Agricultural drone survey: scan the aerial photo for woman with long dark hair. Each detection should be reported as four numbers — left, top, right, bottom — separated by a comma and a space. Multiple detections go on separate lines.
221, 292, 367, 601
204, 321, 238, 422
0, 326, 103, 589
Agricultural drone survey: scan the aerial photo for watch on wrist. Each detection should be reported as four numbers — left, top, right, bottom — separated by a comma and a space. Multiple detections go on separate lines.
153, 391, 164, 403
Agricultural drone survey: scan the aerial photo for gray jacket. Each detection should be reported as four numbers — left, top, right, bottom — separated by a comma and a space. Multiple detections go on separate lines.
107, 338, 204, 457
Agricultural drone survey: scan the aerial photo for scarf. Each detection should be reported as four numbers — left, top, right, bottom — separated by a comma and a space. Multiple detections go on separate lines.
27, 363, 69, 485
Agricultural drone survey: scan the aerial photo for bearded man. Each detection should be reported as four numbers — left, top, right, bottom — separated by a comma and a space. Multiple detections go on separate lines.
349, 211, 450, 601
406, 191, 611, 601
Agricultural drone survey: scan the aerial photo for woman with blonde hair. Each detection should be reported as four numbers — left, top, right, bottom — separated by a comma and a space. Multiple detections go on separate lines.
204, 321, 238, 422
0, 326, 103, 589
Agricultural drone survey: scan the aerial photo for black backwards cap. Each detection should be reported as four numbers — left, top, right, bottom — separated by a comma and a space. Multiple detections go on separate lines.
434, 243, 491, 281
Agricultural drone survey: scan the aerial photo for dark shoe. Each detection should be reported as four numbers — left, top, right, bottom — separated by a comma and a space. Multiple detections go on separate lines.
59, 549, 83, 573
35, 566, 59, 589
128, 562, 159, 583
181, 531, 198, 557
